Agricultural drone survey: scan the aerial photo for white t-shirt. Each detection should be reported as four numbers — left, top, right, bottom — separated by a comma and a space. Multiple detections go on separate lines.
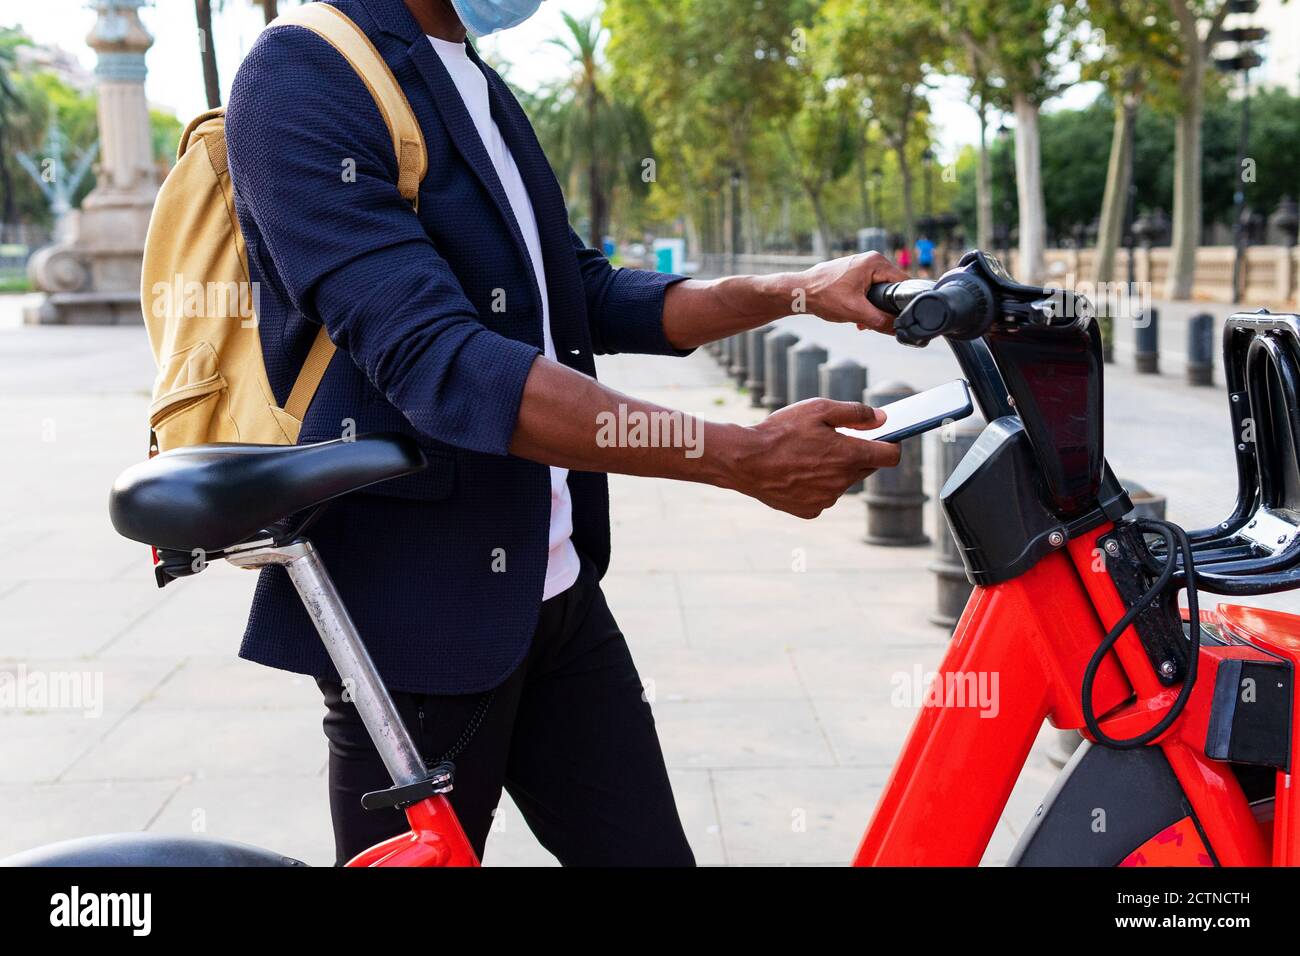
429, 36, 581, 601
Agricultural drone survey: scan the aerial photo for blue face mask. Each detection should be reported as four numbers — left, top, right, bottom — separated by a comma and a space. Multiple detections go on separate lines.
449, 0, 544, 38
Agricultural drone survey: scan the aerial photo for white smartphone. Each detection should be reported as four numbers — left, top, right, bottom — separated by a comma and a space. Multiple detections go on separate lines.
837, 379, 974, 444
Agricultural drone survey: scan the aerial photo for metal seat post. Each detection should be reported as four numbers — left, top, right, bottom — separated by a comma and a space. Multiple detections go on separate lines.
226, 539, 428, 789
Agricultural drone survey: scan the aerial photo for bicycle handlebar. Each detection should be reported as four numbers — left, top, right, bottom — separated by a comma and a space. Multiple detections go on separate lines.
868, 274, 997, 347
865, 278, 934, 315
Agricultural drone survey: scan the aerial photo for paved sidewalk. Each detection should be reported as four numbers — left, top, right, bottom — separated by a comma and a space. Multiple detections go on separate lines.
0, 303, 1271, 865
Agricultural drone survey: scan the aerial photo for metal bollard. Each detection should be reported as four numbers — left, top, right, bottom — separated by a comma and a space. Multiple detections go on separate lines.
1121, 478, 1167, 521
745, 325, 776, 408
788, 340, 828, 405
1135, 307, 1159, 374
820, 357, 869, 493
719, 334, 734, 369
729, 329, 748, 383
863, 381, 929, 546
1187, 313, 1214, 386
929, 416, 983, 628
762, 331, 799, 411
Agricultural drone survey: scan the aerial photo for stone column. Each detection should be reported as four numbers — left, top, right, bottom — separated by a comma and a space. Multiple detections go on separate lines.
27, 0, 158, 324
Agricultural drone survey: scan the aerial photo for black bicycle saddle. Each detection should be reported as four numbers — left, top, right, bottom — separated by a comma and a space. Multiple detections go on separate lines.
109, 433, 427, 553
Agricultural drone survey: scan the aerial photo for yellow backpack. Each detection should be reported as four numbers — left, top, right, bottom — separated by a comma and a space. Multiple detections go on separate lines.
141, 2, 426, 453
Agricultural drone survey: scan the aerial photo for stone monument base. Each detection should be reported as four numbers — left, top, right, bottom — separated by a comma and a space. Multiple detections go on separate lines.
24, 290, 141, 325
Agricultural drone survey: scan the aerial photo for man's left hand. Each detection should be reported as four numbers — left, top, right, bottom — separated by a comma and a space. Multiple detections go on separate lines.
797, 252, 910, 334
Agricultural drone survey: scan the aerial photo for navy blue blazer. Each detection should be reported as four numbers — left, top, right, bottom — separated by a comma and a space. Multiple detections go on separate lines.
225, 0, 688, 694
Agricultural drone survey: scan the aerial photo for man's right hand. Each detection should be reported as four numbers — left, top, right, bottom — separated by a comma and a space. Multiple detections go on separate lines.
724, 399, 902, 519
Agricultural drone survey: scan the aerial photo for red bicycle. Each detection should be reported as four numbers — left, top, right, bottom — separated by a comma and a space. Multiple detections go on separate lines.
6, 250, 1298, 867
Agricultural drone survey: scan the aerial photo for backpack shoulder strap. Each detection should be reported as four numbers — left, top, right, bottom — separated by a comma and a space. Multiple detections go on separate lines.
266, 2, 429, 423
273, 2, 427, 205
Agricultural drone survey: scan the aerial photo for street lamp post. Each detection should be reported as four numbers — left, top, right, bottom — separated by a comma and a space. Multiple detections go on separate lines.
995, 123, 1013, 264
1215, 16, 1267, 302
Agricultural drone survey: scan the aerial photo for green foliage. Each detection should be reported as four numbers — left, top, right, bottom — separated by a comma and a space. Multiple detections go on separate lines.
1, 25, 184, 231
952, 85, 1300, 242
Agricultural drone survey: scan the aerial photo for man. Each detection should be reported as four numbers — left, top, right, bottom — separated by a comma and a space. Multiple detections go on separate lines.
225, 0, 905, 866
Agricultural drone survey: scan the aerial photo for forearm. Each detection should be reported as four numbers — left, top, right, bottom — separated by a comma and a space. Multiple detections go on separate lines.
661, 272, 805, 350
508, 355, 747, 488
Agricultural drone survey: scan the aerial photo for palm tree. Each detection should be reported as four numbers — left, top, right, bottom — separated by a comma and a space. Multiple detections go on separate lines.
0, 27, 31, 239
539, 12, 640, 248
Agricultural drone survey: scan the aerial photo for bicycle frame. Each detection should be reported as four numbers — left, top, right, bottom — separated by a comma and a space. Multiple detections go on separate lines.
855, 521, 1300, 866
227, 539, 480, 868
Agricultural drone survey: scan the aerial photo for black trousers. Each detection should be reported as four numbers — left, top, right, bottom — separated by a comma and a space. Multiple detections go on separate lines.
317, 556, 694, 866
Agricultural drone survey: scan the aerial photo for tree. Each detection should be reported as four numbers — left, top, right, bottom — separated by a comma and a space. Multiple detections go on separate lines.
780, 61, 856, 256
1162, 0, 1233, 299
1076, 2, 1172, 288
195, 0, 221, 109
535, 12, 630, 247
605, 0, 814, 255
948, 0, 1073, 282
0, 27, 32, 237
817, 0, 942, 252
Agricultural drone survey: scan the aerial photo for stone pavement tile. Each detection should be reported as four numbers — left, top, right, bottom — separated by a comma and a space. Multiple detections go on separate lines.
0, 655, 177, 718
669, 600, 946, 652
632, 641, 806, 703
0, 712, 119, 784
608, 601, 689, 650
0, 780, 177, 859
808, 697, 921, 769
0, 578, 169, 659
99, 567, 258, 659
0, 525, 142, 582
145, 655, 322, 712
981, 817, 1023, 866
597, 568, 682, 610
481, 769, 724, 867
789, 641, 948, 703
653, 699, 835, 770
147, 774, 333, 867
63, 705, 323, 782
480, 792, 558, 867
710, 766, 887, 865
673, 569, 866, 611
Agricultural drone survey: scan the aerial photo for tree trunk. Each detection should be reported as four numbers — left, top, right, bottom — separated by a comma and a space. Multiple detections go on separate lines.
855, 140, 871, 229
587, 158, 606, 249
586, 84, 603, 248
1012, 92, 1046, 282
1093, 93, 1136, 286
262, 0, 279, 24
975, 100, 993, 251
0, 127, 14, 236
896, 143, 915, 255
1168, 61, 1203, 300
808, 185, 833, 259
195, 0, 221, 110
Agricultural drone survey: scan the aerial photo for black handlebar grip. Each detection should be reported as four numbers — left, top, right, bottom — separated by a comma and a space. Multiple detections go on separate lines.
866, 282, 898, 313
866, 279, 935, 316
893, 275, 995, 347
